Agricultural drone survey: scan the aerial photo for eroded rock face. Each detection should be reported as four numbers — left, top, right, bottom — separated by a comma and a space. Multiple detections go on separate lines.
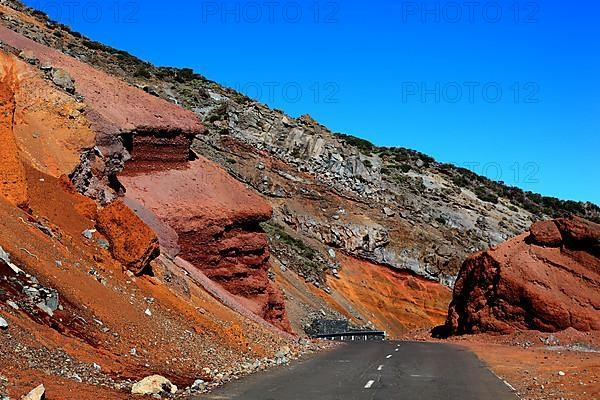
445, 217, 600, 334
120, 158, 292, 332
96, 200, 160, 275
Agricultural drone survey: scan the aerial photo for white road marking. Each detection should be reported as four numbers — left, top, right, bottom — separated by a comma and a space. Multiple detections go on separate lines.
377, 365, 383, 371
386, 354, 392, 359
364, 380, 375, 389
395, 348, 399, 352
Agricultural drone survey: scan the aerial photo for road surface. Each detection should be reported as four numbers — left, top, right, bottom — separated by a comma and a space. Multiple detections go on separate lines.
198, 341, 517, 399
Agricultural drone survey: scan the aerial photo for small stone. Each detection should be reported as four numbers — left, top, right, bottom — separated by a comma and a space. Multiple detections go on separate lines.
36, 303, 54, 317
21, 384, 45, 400
55, 260, 63, 268
19, 50, 38, 64
131, 375, 177, 396
328, 249, 336, 258
383, 207, 396, 217
7, 300, 19, 310
191, 379, 205, 391
145, 308, 152, 316
558, 371, 566, 376
0, 317, 8, 330
82, 229, 94, 240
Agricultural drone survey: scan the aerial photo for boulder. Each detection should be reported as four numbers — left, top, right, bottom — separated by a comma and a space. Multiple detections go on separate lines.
131, 375, 177, 396
529, 220, 562, 247
21, 384, 45, 400
445, 217, 600, 334
96, 201, 160, 275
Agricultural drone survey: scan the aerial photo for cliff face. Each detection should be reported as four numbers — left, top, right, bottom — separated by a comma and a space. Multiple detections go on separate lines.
0, 19, 291, 332
445, 217, 600, 335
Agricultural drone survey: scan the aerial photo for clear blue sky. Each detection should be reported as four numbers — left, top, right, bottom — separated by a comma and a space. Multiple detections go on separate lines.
23, 0, 599, 204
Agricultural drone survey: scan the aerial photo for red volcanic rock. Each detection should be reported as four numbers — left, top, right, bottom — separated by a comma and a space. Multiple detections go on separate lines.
446, 217, 600, 335
529, 220, 562, 247
0, 26, 204, 138
555, 216, 600, 249
96, 200, 160, 275
120, 158, 292, 332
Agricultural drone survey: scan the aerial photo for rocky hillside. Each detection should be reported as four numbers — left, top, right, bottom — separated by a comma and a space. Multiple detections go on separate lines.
2, 1, 597, 292
443, 216, 600, 335
0, 2, 598, 398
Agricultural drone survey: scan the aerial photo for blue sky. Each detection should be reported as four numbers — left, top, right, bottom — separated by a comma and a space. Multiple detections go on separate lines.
23, 0, 599, 204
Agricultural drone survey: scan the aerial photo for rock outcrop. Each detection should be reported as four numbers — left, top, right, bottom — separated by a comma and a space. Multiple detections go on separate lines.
96, 200, 160, 275
120, 158, 292, 332
0, 21, 291, 332
445, 217, 600, 335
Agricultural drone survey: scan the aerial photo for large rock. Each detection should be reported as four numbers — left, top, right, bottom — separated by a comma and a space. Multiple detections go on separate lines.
120, 158, 292, 332
96, 200, 160, 275
131, 375, 177, 396
445, 216, 600, 334
529, 220, 562, 247
21, 384, 45, 400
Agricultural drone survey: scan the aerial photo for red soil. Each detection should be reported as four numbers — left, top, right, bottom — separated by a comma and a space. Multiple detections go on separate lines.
0, 25, 204, 138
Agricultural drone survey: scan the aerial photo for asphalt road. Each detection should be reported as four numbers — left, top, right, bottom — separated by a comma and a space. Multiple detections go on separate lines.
198, 341, 517, 400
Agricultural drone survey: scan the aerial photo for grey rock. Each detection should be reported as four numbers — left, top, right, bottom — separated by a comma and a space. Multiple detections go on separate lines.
7, 300, 19, 310
0, 316, 8, 330
81, 229, 94, 240
191, 379, 206, 391
51, 68, 75, 94
97, 239, 110, 250
36, 303, 54, 317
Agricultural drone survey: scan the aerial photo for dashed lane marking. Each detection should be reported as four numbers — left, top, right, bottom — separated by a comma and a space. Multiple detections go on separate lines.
377, 365, 383, 371
364, 380, 375, 389
386, 354, 392, 359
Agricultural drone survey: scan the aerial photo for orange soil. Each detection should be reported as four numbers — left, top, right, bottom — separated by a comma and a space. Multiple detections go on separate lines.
470, 343, 599, 400
328, 255, 452, 338
1, 167, 295, 398
0, 54, 28, 207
